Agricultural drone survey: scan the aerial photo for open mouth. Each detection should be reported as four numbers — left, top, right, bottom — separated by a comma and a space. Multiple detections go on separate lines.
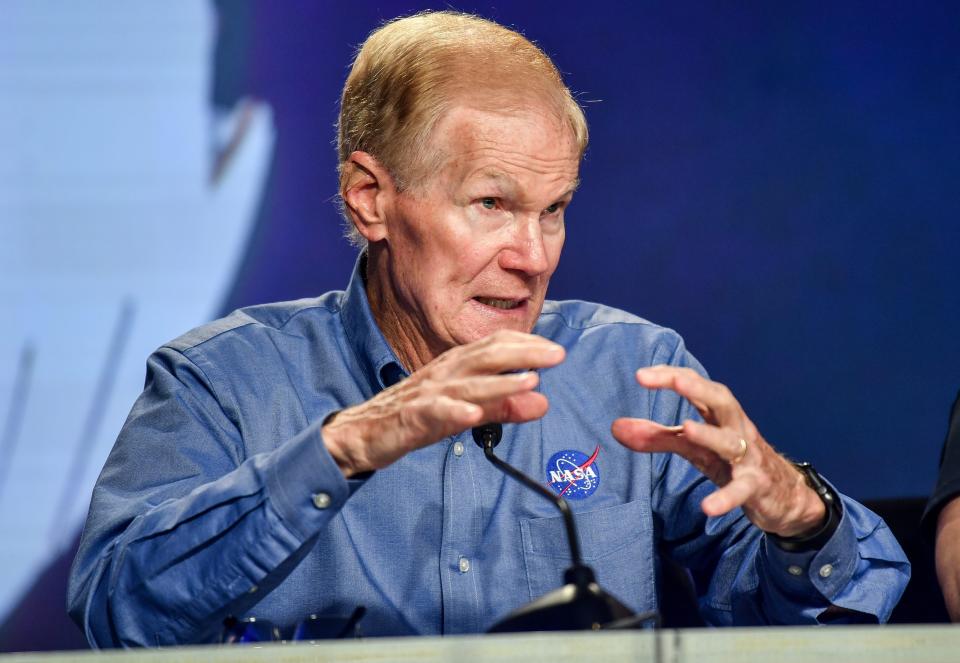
473, 296, 524, 310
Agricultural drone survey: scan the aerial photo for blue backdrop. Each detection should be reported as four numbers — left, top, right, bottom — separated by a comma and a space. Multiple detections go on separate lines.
1, 0, 957, 651
225, 1, 960, 499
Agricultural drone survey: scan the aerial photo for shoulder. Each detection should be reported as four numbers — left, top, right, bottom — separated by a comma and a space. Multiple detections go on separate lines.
163, 290, 344, 357
538, 298, 663, 330
536, 299, 693, 365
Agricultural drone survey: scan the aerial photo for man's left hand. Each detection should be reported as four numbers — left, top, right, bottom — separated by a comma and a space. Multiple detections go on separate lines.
611, 365, 826, 538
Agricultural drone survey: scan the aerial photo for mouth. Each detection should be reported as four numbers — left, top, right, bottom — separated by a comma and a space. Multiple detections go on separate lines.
473, 296, 525, 311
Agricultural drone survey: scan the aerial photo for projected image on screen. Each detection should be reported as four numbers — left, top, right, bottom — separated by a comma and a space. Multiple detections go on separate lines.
0, 1, 274, 625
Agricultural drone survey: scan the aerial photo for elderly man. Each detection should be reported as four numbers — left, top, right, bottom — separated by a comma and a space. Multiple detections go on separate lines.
68, 12, 908, 647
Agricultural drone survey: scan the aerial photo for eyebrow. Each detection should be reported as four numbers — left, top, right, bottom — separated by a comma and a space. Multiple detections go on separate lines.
471, 168, 515, 190
470, 168, 581, 199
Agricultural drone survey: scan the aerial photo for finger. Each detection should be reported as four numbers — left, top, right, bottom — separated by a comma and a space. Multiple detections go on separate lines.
701, 474, 759, 517
444, 371, 540, 404
612, 417, 729, 481
611, 417, 685, 451
681, 420, 750, 464
635, 366, 741, 426
487, 391, 549, 423
422, 394, 485, 437
423, 390, 548, 432
449, 333, 565, 377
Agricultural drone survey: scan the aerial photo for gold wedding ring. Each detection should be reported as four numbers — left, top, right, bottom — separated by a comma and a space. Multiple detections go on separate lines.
731, 437, 748, 465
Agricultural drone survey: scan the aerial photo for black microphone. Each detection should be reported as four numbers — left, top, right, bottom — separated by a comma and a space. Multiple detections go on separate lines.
471, 423, 646, 632
472, 424, 584, 567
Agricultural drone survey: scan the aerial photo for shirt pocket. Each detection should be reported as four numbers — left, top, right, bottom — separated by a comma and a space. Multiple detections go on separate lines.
519, 499, 655, 614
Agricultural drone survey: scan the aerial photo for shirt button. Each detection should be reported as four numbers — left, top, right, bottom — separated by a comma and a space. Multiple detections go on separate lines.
458, 557, 471, 573
453, 441, 465, 457
248, 585, 259, 594
787, 565, 803, 576
819, 564, 833, 578
312, 492, 332, 509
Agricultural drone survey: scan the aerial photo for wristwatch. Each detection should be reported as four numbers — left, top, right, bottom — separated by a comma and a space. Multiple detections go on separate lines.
769, 462, 843, 553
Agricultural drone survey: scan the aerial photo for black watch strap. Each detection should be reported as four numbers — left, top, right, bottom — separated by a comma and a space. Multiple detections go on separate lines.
769, 462, 843, 553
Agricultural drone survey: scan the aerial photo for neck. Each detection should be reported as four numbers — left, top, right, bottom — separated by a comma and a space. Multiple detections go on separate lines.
364, 246, 439, 373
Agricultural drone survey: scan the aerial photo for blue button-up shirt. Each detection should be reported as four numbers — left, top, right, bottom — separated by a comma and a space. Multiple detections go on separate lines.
68, 258, 910, 647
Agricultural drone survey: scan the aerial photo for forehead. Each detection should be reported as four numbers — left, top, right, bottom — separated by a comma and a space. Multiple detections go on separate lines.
424, 101, 581, 193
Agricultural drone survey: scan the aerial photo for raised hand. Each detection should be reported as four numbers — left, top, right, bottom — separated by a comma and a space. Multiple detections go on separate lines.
323, 330, 565, 477
611, 365, 826, 538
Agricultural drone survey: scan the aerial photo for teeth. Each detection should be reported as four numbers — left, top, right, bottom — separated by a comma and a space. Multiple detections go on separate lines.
476, 297, 521, 310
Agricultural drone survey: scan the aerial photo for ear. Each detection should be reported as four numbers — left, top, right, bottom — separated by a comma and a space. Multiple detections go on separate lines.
340, 151, 395, 243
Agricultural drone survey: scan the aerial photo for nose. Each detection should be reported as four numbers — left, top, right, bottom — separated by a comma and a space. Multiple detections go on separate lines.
498, 213, 551, 276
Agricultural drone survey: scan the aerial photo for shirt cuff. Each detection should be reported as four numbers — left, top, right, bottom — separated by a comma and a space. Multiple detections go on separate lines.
264, 412, 353, 541
763, 497, 858, 602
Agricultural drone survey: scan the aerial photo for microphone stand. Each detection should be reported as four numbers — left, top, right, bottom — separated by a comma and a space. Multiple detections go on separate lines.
473, 424, 653, 632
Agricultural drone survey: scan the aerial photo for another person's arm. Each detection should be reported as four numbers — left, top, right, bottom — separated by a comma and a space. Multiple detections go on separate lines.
935, 497, 960, 621
925, 390, 960, 621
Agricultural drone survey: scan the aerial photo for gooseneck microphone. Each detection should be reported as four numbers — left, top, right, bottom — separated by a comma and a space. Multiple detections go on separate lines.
471, 424, 585, 569
471, 423, 647, 632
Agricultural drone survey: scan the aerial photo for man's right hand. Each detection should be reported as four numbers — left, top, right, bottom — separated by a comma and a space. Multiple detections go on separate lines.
321, 330, 565, 477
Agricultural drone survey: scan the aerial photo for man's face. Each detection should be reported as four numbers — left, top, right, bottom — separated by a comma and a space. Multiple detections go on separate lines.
374, 98, 580, 364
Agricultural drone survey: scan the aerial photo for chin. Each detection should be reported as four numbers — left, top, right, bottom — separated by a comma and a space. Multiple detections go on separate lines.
456, 318, 537, 346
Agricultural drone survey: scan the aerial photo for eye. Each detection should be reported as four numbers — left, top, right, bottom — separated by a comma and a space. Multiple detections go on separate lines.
544, 202, 561, 214
480, 197, 497, 210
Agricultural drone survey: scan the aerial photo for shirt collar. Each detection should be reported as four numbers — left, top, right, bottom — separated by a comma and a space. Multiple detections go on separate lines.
340, 252, 408, 391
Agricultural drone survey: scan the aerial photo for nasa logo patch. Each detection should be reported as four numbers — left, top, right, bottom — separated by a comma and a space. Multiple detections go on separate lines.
545, 446, 601, 500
